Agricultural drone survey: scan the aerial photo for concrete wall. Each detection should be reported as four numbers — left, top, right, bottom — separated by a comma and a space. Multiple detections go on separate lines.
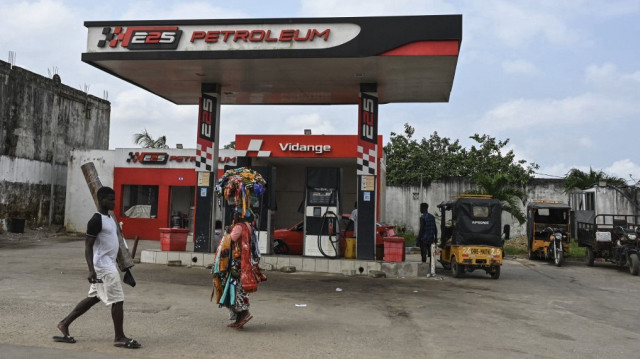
64, 150, 114, 233
385, 178, 568, 238
569, 186, 640, 217
0, 60, 110, 229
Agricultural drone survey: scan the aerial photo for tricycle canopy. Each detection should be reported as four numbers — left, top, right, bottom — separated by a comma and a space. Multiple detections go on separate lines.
439, 197, 502, 247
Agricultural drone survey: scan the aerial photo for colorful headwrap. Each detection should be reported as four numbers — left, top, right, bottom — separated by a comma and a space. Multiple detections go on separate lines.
215, 167, 267, 217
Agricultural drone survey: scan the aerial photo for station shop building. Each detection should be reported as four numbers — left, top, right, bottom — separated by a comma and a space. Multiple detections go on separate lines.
65, 133, 385, 256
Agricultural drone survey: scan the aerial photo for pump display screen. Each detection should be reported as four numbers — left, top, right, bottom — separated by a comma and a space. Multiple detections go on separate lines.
308, 188, 336, 206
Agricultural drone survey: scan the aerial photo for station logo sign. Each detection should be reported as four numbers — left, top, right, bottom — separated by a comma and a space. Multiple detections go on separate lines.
126, 151, 235, 165
89, 23, 360, 52
198, 94, 216, 142
127, 152, 169, 164
359, 93, 378, 144
98, 26, 182, 50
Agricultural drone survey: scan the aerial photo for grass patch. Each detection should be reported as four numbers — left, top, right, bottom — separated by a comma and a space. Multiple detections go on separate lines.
567, 240, 585, 258
504, 235, 527, 256
503, 235, 586, 258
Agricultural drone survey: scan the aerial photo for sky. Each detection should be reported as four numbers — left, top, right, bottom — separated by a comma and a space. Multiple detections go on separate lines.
1, 0, 639, 184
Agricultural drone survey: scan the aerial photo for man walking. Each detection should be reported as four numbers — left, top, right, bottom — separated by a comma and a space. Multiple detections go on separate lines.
54, 186, 141, 349
417, 202, 437, 263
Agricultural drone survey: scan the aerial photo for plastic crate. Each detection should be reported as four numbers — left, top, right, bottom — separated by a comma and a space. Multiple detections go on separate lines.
383, 237, 405, 262
159, 228, 189, 251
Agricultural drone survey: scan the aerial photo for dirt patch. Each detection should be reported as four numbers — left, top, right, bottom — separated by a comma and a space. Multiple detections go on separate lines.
504, 235, 528, 256
0, 226, 83, 249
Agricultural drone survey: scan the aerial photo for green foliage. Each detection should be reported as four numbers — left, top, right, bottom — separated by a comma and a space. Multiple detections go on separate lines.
384, 125, 537, 222
398, 232, 416, 247
464, 173, 528, 224
563, 167, 627, 191
223, 141, 236, 149
383, 124, 538, 186
132, 129, 169, 149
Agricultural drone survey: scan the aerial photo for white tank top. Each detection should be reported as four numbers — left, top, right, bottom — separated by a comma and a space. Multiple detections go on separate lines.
92, 213, 119, 277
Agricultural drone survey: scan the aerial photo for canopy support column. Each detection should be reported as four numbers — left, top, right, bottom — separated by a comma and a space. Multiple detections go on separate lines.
194, 84, 221, 253
356, 83, 378, 260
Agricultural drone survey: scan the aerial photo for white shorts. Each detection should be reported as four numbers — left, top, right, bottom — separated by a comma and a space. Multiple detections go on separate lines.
88, 272, 125, 306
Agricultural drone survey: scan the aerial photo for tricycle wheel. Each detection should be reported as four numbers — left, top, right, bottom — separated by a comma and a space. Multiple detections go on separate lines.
554, 245, 564, 267
490, 266, 500, 279
629, 253, 639, 276
585, 247, 595, 267
451, 256, 464, 278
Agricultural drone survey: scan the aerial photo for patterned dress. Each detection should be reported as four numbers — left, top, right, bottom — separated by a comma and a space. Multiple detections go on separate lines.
212, 222, 252, 313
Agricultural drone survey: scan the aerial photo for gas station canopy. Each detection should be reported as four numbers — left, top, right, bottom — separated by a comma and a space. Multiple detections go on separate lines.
83, 15, 462, 105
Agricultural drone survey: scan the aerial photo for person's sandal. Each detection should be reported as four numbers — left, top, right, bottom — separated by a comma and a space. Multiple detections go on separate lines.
114, 339, 141, 349
235, 312, 253, 329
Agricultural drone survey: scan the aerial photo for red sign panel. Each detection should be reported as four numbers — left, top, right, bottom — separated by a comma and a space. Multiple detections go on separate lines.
235, 135, 379, 158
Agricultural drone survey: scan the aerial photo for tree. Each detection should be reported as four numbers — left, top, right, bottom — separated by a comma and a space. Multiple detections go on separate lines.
383, 124, 538, 186
132, 129, 169, 149
384, 125, 538, 222
223, 141, 235, 149
563, 167, 627, 191
465, 173, 528, 224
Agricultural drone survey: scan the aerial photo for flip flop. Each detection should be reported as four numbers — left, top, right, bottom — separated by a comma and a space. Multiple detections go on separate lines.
235, 315, 253, 329
114, 339, 141, 349
53, 335, 76, 344
226, 322, 238, 328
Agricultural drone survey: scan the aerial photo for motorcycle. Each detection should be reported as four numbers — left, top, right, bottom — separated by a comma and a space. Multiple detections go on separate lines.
542, 226, 566, 267
611, 226, 640, 275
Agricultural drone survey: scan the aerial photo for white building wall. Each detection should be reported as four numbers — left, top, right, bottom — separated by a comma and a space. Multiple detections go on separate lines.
64, 148, 237, 233
595, 186, 639, 216
385, 178, 568, 238
64, 149, 114, 232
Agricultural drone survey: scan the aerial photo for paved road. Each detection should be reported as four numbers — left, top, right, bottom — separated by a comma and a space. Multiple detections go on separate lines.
1, 231, 640, 358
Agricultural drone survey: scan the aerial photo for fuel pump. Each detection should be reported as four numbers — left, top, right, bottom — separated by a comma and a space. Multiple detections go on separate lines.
303, 167, 342, 258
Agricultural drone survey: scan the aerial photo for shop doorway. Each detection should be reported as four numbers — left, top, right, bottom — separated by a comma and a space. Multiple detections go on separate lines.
169, 186, 195, 232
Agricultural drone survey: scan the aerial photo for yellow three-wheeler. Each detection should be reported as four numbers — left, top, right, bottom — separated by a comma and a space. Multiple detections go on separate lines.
438, 196, 510, 279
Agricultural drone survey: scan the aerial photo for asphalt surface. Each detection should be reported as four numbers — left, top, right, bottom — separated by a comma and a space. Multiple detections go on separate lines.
1, 229, 640, 358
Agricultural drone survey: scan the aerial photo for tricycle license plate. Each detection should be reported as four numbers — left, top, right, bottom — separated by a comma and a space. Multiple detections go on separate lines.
471, 248, 491, 255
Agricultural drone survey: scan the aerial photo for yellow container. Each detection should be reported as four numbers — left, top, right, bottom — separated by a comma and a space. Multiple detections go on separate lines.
345, 237, 357, 259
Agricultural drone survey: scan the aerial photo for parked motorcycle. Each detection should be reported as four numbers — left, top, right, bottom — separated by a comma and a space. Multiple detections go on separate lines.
611, 226, 640, 275
526, 201, 571, 267
542, 226, 566, 267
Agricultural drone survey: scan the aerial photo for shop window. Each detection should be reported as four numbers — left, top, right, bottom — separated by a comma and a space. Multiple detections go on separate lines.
122, 185, 158, 218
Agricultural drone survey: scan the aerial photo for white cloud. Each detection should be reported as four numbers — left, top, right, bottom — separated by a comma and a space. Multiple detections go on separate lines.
502, 59, 539, 76
110, 88, 198, 148
577, 137, 594, 149
467, 1, 584, 48
480, 94, 621, 132
535, 160, 640, 184
605, 159, 640, 184
480, 64, 640, 132
585, 63, 640, 95
116, 1, 248, 20
536, 163, 573, 178
299, 0, 455, 17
